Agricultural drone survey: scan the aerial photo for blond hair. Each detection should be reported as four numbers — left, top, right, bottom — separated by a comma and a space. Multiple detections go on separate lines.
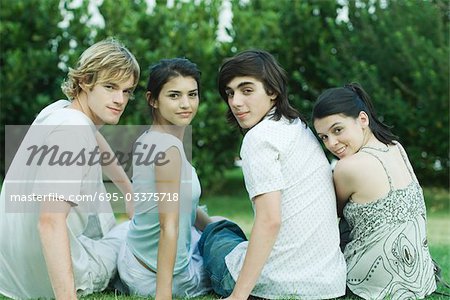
61, 38, 140, 100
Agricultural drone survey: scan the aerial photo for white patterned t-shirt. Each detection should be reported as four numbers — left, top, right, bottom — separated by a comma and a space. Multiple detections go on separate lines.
225, 115, 346, 299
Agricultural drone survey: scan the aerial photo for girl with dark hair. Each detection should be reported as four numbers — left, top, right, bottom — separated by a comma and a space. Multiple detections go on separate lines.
198, 50, 346, 299
117, 58, 212, 298
313, 83, 436, 299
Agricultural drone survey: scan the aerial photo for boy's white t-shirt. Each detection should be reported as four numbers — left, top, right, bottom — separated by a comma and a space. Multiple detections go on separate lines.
0, 100, 118, 299
225, 116, 347, 299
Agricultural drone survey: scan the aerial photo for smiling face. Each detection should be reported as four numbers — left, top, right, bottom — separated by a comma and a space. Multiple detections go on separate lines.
150, 76, 199, 126
225, 76, 276, 129
313, 112, 369, 159
79, 76, 135, 125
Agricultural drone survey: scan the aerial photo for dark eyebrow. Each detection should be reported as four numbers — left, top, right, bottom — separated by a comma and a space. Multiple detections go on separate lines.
328, 122, 342, 131
237, 81, 255, 89
226, 81, 256, 90
316, 122, 342, 135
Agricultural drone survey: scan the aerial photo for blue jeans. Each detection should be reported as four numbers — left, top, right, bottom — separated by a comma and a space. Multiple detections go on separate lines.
339, 218, 351, 252
198, 220, 247, 297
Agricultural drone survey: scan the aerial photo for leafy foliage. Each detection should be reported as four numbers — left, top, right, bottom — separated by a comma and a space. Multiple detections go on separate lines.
1, 0, 448, 189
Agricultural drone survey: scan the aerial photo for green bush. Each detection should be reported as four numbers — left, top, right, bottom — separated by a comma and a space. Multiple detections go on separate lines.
1, 0, 448, 190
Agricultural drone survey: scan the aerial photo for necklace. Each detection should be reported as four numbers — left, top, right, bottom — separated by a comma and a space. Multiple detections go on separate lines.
75, 98, 87, 114
360, 144, 390, 152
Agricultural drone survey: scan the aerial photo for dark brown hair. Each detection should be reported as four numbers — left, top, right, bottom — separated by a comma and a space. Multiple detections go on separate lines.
218, 49, 305, 128
313, 82, 398, 144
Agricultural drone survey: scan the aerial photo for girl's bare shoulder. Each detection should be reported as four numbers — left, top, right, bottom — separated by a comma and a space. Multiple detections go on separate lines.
334, 151, 381, 182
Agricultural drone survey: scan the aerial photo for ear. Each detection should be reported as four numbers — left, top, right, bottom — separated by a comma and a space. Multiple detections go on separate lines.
357, 111, 370, 128
146, 91, 158, 108
79, 81, 88, 92
268, 91, 278, 101
78, 74, 93, 92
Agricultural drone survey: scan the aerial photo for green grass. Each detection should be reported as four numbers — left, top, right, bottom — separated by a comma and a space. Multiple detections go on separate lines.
200, 168, 253, 236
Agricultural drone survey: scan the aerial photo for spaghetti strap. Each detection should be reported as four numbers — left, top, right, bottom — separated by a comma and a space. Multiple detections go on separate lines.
395, 143, 417, 183
359, 148, 394, 190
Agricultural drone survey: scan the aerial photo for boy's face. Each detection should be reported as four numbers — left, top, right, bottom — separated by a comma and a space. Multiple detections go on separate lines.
225, 76, 276, 129
81, 76, 135, 125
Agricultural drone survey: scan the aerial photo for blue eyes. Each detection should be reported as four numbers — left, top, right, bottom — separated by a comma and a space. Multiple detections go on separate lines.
103, 84, 134, 99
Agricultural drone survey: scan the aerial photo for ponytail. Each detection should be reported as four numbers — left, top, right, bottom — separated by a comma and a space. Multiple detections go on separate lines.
313, 82, 398, 145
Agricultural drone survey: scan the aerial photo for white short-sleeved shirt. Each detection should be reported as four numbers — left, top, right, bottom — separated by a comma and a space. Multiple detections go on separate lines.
225, 115, 347, 299
0, 100, 117, 299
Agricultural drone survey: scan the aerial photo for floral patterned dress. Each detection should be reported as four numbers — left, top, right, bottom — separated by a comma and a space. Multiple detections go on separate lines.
343, 145, 436, 300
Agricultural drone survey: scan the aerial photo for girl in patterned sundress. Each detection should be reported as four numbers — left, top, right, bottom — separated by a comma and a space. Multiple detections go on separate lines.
312, 82, 436, 300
